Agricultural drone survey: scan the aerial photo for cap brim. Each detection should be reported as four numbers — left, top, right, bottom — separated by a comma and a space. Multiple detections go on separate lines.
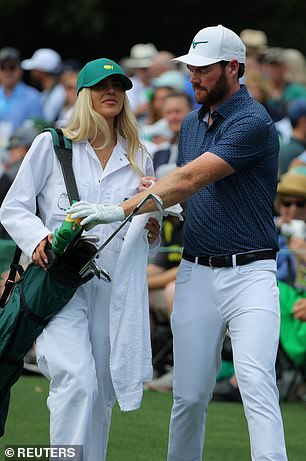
118, 74, 133, 90
21, 59, 62, 74
277, 185, 306, 199
78, 73, 133, 94
125, 58, 151, 69
21, 59, 35, 70
171, 54, 221, 67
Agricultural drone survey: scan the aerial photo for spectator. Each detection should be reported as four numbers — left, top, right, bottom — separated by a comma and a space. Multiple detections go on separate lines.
276, 167, 306, 398
21, 48, 66, 123
0, 123, 35, 300
277, 167, 306, 292
275, 192, 306, 241
148, 50, 177, 79
140, 79, 188, 145
0, 47, 43, 154
55, 61, 81, 128
239, 28, 268, 77
260, 47, 306, 123
153, 92, 193, 177
0, 123, 38, 217
148, 212, 183, 329
146, 165, 184, 392
243, 69, 280, 121
279, 98, 306, 173
140, 85, 174, 144
125, 43, 158, 121
283, 48, 306, 86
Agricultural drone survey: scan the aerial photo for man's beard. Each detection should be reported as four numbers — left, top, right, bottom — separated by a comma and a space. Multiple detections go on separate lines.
195, 68, 230, 106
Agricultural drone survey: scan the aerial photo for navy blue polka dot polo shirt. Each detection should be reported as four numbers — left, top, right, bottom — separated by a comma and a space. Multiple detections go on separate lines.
178, 85, 279, 256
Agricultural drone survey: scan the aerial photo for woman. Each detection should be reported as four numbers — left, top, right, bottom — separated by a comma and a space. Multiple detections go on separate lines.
0, 58, 159, 460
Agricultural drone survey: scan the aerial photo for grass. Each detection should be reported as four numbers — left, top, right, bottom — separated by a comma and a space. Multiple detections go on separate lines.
1, 375, 306, 460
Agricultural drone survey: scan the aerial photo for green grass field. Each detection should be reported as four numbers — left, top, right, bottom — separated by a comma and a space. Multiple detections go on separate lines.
1, 375, 306, 460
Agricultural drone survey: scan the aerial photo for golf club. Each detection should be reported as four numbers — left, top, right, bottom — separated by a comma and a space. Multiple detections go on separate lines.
79, 193, 164, 279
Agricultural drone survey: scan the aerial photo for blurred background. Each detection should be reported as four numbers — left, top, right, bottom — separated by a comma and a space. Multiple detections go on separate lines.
0, 0, 305, 64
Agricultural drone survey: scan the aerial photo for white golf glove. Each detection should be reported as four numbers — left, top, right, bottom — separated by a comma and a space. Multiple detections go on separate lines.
67, 201, 125, 230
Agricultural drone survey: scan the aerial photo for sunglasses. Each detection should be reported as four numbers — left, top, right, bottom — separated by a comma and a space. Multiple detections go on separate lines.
281, 200, 306, 208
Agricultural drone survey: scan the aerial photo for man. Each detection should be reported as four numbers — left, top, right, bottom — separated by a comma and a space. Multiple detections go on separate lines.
260, 48, 306, 123
21, 48, 66, 123
0, 123, 38, 238
153, 91, 193, 177
125, 43, 158, 121
275, 167, 306, 398
280, 98, 306, 172
0, 47, 43, 151
68, 25, 288, 460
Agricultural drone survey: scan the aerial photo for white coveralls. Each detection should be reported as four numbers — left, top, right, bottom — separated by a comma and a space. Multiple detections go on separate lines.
0, 132, 154, 460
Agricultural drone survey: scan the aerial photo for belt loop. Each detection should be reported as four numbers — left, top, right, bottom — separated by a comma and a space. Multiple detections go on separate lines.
232, 254, 237, 267
195, 256, 198, 265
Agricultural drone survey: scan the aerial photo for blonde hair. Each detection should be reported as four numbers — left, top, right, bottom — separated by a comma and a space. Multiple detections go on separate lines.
62, 88, 146, 176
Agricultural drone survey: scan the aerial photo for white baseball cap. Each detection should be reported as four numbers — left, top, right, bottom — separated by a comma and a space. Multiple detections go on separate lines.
172, 25, 246, 67
21, 48, 63, 74
126, 43, 158, 69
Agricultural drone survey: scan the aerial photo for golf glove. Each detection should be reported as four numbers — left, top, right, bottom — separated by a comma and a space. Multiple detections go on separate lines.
67, 201, 125, 230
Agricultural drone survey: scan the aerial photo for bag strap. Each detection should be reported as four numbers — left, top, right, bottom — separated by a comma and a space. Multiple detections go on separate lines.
0, 128, 80, 308
0, 246, 24, 308
42, 127, 80, 204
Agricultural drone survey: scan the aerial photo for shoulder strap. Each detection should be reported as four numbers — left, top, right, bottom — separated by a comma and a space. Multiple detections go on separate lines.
0, 128, 80, 308
42, 127, 80, 204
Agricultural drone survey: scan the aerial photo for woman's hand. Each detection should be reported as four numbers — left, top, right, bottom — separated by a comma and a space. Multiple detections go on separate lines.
145, 217, 160, 244
32, 234, 53, 269
139, 175, 157, 192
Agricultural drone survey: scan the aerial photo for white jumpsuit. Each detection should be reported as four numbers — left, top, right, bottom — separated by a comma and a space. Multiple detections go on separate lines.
0, 132, 154, 461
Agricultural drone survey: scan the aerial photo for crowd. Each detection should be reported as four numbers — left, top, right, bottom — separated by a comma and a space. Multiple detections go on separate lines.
0, 27, 306, 408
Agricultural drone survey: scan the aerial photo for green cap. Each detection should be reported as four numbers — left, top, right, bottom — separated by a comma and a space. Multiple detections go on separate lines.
77, 58, 133, 93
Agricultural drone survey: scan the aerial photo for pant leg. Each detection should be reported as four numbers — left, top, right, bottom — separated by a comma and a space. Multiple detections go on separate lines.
36, 286, 98, 461
87, 247, 119, 461
36, 244, 122, 461
224, 260, 288, 461
167, 260, 227, 461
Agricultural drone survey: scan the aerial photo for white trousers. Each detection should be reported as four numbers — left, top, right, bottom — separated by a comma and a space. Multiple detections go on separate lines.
167, 258, 288, 461
36, 246, 120, 461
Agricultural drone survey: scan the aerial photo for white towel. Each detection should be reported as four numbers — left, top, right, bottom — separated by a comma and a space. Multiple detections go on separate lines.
109, 213, 154, 411
108, 203, 183, 411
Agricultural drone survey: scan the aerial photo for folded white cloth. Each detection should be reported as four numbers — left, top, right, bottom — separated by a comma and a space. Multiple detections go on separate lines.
109, 213, 154, 411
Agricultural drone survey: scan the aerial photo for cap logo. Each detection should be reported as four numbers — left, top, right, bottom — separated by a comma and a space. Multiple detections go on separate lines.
104, 64, 113, 70
192, 40, 208, 49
